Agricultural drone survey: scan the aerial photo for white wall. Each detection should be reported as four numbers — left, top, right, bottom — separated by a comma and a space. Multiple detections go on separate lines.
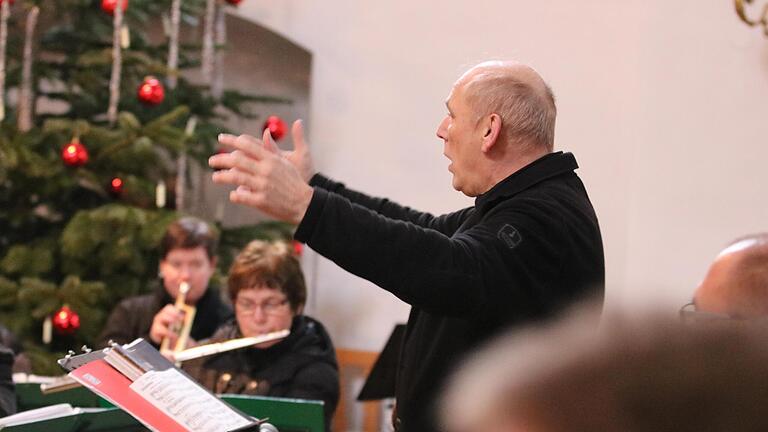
230, 0, 768, 350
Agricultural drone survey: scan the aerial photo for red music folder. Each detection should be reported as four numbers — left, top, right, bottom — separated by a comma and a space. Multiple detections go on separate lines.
60, 339, 260, 432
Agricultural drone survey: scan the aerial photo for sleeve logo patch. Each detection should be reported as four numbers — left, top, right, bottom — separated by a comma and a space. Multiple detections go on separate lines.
498, 224, 523, 249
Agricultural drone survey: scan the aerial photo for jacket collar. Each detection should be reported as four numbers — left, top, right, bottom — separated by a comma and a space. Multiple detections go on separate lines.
475, 151, 579, 214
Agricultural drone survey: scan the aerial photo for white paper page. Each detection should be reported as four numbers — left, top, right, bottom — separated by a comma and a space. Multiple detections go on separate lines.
130, 369, 252, 432
0, 403, 79, 427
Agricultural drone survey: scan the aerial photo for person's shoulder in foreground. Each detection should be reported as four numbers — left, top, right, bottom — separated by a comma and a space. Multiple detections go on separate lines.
442, 301, 768, 432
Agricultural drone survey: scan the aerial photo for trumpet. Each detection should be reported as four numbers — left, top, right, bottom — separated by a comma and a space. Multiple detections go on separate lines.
160, 281, 196, 354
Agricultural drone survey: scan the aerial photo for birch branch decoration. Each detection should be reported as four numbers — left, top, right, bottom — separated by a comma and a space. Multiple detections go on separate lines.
17, 6, 39, 132
107, 3, 123, 125
200, 0, 215, 85
211, 3, 226, 100
175, 116, 197, 211
0, 0, 10, 122
166, 0, 181, 89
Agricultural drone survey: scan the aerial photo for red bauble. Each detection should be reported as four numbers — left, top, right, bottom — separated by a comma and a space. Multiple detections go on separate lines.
292, 240, 303, 256
61, 138, 89, 167
109, 177, 124, 196
100, 0, 128, 15
52, 305, 80, 336
0, 0, 15, 6
137, 76, 165, 106
262, 115, 287, 141
224, 0, 243, 5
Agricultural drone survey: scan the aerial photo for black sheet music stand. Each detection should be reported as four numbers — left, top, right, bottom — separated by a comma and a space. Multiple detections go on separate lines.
357, 324, 406, 401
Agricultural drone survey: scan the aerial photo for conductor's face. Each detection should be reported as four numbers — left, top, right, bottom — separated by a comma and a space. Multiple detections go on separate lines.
437, 81, 485, 197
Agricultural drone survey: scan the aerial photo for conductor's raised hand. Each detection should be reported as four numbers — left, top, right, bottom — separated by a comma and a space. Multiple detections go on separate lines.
209, 128, 314, 225
283, 120, 315, 182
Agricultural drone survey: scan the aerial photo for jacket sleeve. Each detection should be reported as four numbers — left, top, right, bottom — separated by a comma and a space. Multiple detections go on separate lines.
295, 189, 564, 319
97, 298, 153, 348
310, 174, 471, 235
0, 347, 16, 417
285, 362, 340, 429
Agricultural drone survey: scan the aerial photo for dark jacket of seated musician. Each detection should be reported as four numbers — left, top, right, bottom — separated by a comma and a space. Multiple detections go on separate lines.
0, 344, 16, 417
181, 240, 339, 430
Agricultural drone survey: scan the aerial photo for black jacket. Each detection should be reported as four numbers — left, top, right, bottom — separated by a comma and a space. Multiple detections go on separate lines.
295, 152, 605, 432
97, 282, 233, 348
0, 345, 15, 417
182, 315, 339, 431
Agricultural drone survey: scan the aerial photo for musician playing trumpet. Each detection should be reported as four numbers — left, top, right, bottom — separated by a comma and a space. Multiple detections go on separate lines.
98, 217, 233, 350
182, 240, 339, 431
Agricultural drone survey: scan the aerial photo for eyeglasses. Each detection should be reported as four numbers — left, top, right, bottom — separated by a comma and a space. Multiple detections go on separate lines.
235, 298, 289, 315
678, 301, 764, 324
679, 301, 734, 324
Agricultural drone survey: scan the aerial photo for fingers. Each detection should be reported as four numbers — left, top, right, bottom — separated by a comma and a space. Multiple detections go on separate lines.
217, 133, 269, 160
229, 185, 264, 208
211, 167, 266, 191
262, 128, 278, 154
291, 119, 306, 152
150, 306, 184, 344
208, 150, 258, 175
158, 306, 185, 326
210, 132, 279, 179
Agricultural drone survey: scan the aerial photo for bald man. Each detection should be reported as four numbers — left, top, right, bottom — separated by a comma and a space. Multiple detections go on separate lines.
691, 234, 768, 318
209, 60, 605, 432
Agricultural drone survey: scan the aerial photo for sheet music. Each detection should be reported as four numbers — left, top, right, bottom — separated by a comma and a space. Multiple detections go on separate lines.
130, 368, 252, 432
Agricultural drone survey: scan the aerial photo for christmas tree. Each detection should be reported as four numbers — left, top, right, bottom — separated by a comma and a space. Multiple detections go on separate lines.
0, 0, 293, 374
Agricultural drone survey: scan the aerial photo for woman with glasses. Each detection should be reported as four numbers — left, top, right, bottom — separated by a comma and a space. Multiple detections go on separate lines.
182, 240, 339, 428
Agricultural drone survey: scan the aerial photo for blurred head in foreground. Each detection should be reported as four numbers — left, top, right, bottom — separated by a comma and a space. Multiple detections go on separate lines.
442, 304, 768, 432
688, 233, 768, 319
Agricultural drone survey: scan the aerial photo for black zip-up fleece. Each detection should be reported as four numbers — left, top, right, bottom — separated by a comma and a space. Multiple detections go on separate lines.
295, 151, 605, 432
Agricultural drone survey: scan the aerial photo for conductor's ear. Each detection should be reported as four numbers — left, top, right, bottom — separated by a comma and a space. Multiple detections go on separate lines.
480, 113, 501, 153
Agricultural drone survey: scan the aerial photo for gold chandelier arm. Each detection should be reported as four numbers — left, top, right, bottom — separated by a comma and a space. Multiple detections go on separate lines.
734, 0, 768, 30
735, 0, 768, 35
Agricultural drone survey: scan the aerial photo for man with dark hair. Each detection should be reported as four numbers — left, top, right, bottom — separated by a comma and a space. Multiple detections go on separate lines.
98, 216, 232, 348
208, 60, 604, 432
442, 307, 768, 432
684, 233, 768, 319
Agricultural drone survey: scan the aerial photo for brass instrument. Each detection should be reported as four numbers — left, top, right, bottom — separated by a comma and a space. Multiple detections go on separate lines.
160, 281, 196, 354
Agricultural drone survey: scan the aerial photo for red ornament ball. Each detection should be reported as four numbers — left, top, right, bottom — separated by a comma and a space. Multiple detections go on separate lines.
52, 305, 80, 336
137, 76, 165, 106
100, 0, 127, 15
109, 177, 124, 196
224, 0, 243, 5
0, 0, 15, 6
292, 240, 303, 256
262, 115, 287, 141
61, 138, 89, 167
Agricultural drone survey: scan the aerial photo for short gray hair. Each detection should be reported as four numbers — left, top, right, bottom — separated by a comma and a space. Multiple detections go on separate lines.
463, 66, 556, 151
